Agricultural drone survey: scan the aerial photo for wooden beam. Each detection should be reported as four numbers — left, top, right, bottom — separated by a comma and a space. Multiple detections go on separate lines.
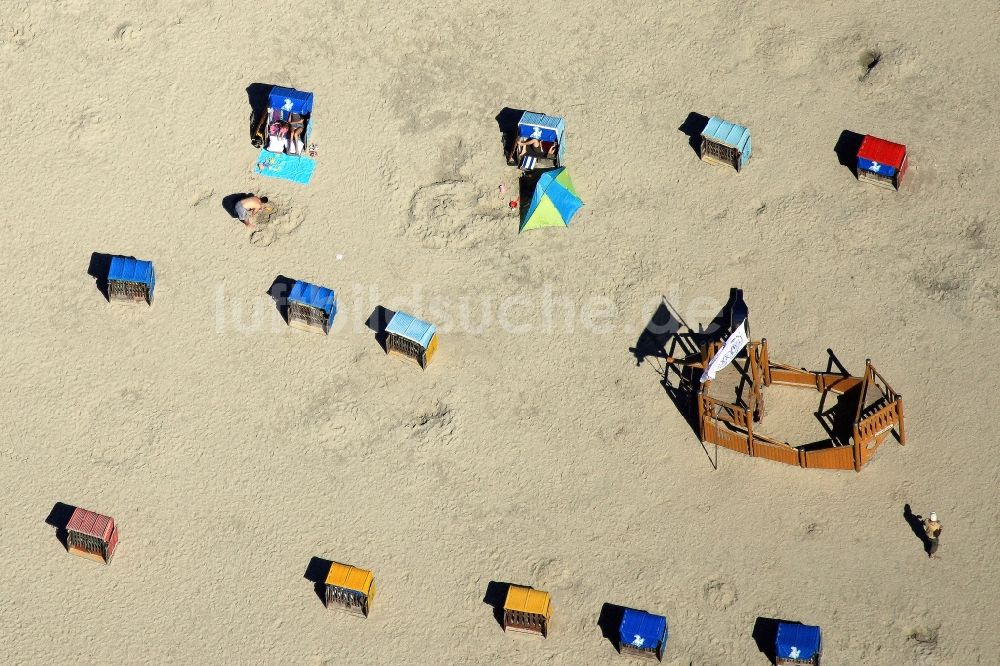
853, 361, 872, 427
748, 343, 763, 419
896, 396, 906, 445
761, 338, 771, 386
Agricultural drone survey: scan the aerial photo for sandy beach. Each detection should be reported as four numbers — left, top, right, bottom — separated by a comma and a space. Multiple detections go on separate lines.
1, 1, 999, 663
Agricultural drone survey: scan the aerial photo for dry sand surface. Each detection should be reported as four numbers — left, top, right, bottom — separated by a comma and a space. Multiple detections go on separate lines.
2, 1, 1000, 664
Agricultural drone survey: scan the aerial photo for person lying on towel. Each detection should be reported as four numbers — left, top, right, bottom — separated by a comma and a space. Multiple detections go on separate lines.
289, 113, 305, 145
267, 122, 289, 153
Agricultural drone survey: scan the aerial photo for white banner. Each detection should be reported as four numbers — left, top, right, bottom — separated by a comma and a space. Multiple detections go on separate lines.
700, 320, 749, 383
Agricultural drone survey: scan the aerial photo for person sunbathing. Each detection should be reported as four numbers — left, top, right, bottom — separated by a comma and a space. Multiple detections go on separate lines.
289, 113, 306, 153
513, 137, 558, 163
267, 122, 289, 153
513, 137, 542, 161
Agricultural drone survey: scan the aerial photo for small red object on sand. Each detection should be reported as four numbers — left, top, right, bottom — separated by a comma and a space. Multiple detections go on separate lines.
508, 199, 519, 209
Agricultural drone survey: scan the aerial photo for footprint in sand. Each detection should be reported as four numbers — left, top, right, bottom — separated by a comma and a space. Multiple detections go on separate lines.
529, 558, 576, 590
906, 622, 940, 657
703, 579, 737, 610
189, 188, 214, 208
0, 24, 35, 51
69, 108, 107, 146
804, 521, 825, 536
249, 227, 275, 247
403, 180, 506, 249
271, 209, 304, 236
248, 208, 305, 247
110, 22, 141, 44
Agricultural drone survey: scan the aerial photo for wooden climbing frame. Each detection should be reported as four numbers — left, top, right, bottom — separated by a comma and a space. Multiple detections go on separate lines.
684, 339, 905, 471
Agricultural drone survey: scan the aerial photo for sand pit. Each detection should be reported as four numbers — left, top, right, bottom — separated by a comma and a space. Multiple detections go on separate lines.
1, 2, 999, 664
751, 385, 833, 447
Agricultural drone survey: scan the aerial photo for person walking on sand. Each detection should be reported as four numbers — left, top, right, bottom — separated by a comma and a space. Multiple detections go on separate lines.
235, 195, 267, 227
923, 512, 942, 558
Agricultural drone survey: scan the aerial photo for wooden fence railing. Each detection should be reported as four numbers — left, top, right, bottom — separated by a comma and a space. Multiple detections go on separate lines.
697, 352, 904, 472
698, 409, 861, 471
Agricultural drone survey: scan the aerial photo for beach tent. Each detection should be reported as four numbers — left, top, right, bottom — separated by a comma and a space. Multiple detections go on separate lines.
618, 608, 668, 661
384, 310, 438, 369
856, 134, 908, 190
775, 622, 822, 665
287, 280, 336, 335
520, 167, 583, 232
65, 507, 119, 564
700, 116, 752, 172
324, 562, 375, 618
254, 86, 317, 184
107, 256, 155, 306
515, 111, 566, 171
502, 585, 552, 637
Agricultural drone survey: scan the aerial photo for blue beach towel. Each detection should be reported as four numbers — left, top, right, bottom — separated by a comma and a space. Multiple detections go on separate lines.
254, 150, 317, 185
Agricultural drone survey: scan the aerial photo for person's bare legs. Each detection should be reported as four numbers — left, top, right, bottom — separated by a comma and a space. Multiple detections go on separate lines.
514, 139, 527, 161
520, 139, 542, 160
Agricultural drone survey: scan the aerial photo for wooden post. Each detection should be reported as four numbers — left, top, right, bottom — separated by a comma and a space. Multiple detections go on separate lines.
748, 343, 763, 422
852, 425, 863, 472
761, 338, 771, 386
896, 396, 906, 445
746, 407, 755, 457
853, 362, 872, 427
696, 391, 706, 441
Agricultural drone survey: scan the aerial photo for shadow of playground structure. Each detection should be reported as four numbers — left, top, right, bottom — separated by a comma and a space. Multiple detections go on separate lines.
629, 290, 743, 439
631, 289, 890, 465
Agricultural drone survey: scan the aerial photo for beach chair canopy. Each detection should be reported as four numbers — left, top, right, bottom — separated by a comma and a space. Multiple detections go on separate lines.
619, 608, 667, 651
702, 116, 751, 154
269, 86, 314, 115
385, 311, 436, 349
503, 586, 551, 616
325, 562, 374, 595
857, 135, 906, 177
108, 256, 154, 288
776, 623, 821, 662
518, 112, 565, 143
288, 280, 336, 317
521, 167, 583, 231
66, 507, 116, 541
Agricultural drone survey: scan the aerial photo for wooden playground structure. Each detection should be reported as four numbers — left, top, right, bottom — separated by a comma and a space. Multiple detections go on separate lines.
682, 338, 905, 471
